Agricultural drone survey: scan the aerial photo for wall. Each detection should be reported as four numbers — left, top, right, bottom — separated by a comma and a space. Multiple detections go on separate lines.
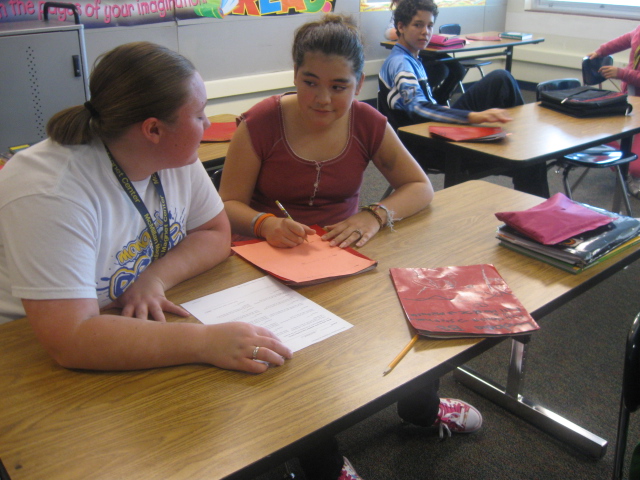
506, 0, 637, 87
79, 0, 506, 116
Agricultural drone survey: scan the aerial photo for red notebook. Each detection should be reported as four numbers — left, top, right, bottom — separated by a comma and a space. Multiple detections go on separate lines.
428, 34, 467, 49
202, 122, 237, 142
390, 264, 539, 339
495, 193, 614, 245
428, 125, 506, 142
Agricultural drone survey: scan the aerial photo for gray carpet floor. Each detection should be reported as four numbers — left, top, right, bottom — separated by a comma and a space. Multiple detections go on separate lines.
252, 95, 640, 480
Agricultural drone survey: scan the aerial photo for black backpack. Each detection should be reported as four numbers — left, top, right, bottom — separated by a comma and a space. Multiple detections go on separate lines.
539, 86, 632, 118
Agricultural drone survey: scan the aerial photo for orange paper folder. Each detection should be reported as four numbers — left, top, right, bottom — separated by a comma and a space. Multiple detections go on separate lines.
231, 226, 377, 286
390, 264, 539, 339
202, 122, 237, 142
428, 125, 506, 142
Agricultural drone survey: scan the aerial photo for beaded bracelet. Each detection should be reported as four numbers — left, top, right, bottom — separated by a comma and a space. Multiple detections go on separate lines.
360, 205, 384, 229
369, 203, 396, 231
253, 213, 275, 238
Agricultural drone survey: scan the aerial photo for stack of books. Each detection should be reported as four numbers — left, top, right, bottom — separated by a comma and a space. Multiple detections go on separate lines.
496, 205, 640, 274
499, 32, 533, 40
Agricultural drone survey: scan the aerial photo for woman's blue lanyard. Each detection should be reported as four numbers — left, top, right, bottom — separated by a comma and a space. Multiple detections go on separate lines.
105, 145, 169, 261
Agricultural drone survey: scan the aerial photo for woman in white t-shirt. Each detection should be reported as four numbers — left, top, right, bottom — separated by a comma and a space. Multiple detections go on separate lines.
0, 42, 292, 372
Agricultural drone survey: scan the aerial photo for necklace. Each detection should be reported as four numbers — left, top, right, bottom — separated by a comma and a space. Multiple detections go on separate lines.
309, 161, 323, 206
105, 144, 169, 261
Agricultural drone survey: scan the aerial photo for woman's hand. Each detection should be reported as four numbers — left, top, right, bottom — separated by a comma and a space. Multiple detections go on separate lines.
261, 216, 316, 248
322, 211, 382, 248
105, 273, 190, 322
202, 322, 293, 374
599, 65, 619, 79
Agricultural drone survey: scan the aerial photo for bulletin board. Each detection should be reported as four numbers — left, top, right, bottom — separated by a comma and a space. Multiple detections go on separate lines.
0, 0, 336, 28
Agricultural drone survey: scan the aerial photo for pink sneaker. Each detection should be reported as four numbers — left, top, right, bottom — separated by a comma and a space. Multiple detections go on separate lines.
337, 456, 363, 480
434, 398, 483, 438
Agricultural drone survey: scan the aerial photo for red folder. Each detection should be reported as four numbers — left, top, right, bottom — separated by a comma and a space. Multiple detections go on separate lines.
495, 192, 614, 245
202, 122, 237, 142
390, 264, 539, 339
428, 125, 506, 142
428, 34, 466, 49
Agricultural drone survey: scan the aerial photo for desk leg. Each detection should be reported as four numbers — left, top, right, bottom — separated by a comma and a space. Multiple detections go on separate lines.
612, 136, 634, 215
453, 338, 608, 459
443, 152, 464, 188
505, 47, 514, 72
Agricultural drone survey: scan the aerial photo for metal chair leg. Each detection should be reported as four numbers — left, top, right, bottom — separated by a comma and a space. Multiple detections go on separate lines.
614, 165, 633, 216
562, 165, 574, 199
612, 399, 630, 480
569, 168, 591, 192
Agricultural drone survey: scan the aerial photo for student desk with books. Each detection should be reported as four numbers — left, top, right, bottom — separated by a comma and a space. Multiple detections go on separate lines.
0, 181, 637, 479
398, 96, 640, 189
381, 32, 545, 72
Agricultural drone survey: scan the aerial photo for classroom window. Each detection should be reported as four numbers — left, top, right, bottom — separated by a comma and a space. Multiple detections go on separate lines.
528, 0, 640, 20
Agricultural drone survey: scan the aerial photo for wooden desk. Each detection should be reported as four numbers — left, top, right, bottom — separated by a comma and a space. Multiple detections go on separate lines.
198, 114, 236, 169
1, 181, 637, 479
398, 97, 640, 188
381, 32, 545, 72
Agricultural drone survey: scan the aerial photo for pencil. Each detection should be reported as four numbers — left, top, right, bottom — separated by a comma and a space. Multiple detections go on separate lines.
275, 200, 309, 242
383, 334, 419, 376
275, 200, 293, 220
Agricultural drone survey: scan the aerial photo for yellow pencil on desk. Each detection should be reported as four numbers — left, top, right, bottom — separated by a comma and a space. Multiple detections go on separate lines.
275, 200, 309, 242
383, 334, 419, 376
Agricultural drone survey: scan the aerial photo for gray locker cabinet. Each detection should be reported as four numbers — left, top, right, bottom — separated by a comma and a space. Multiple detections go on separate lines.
0, 21, 89, 152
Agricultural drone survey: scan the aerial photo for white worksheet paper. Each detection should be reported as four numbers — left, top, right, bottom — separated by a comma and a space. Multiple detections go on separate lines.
181, 276, 353, 352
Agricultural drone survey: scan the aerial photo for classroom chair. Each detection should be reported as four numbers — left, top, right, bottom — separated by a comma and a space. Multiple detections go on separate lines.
583, 55, 615, 88
211, 167, 223, 190
438, 23, 491, 94
536, 69, 635, 215
377, 79, 446, 175
612, 312, 640, 480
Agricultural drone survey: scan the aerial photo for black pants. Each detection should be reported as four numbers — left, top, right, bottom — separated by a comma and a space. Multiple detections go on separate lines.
298, 381, 441, 480
452, 69, 524, 111
423, 57, 467, 106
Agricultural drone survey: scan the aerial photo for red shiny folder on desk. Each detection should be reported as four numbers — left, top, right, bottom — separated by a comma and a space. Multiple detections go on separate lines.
428, 125, 506, 142
390, 264, 539, 339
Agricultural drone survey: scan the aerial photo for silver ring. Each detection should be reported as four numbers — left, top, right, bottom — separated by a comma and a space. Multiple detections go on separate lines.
252, 346, 260, 360
353, 229, 363, 239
